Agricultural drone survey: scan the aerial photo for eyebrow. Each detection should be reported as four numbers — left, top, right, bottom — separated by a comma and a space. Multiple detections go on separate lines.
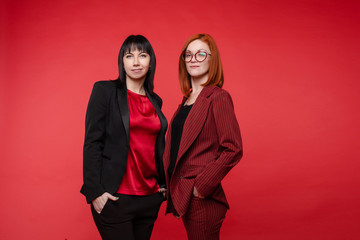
185, 49, 208, 52
125, 51, 148, 55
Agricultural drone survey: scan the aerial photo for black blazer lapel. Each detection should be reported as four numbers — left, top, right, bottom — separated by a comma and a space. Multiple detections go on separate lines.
146, 90, 168, 156
117, 86, 130, 141
146, 90, 168, 186
146, 90, 167, 135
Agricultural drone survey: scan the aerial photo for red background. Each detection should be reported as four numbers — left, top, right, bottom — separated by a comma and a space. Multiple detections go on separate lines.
1, 0, 360, 239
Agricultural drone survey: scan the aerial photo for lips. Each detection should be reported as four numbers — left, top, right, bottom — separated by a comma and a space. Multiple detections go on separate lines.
131, 68, 143, 72
190, 66, 199, 68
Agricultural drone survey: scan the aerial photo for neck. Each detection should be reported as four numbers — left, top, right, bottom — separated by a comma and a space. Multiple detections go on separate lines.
126, 78, 145, 95
190, 74, 208, 93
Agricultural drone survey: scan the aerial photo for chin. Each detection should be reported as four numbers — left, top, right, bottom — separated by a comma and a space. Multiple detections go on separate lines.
131, 75, 146, 80
190, 72, 207, 78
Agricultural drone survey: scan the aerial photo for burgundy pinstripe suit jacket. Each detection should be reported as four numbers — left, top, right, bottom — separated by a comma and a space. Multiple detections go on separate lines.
163, 86, 243, 217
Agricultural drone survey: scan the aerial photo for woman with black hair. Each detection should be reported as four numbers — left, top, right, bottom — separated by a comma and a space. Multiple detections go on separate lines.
81, 35, 167, 240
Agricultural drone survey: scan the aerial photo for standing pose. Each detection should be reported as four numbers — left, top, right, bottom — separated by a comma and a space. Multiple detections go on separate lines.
81, 35, 167, 240
164, 33, 243, 240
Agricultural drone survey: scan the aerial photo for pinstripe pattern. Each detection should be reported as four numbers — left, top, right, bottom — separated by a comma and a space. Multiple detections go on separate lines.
182, 197, 227, 240
164, 86, 243, 219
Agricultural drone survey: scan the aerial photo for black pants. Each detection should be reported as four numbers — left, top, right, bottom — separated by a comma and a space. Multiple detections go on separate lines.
91, 192, 164, 240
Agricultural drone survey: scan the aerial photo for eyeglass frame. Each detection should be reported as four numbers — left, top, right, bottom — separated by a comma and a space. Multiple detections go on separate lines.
181, 50, 212, 63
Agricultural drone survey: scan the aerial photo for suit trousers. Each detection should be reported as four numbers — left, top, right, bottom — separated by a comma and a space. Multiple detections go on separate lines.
91, 192, 164, 240
182, 196, 227, 240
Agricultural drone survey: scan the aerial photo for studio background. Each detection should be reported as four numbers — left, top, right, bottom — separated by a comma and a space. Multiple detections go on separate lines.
1, 0, 359, 239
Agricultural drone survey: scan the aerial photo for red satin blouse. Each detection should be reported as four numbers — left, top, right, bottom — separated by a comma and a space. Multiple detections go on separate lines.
117, 89, 161, 195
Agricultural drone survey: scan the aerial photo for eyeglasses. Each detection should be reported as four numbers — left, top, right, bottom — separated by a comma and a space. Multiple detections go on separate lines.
182, 50, 211, 63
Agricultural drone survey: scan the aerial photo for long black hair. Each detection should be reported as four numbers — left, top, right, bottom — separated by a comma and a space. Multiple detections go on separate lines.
117, 35, 156, 94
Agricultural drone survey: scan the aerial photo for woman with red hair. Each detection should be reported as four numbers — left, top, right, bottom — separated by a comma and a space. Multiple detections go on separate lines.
163, 33, 243, 239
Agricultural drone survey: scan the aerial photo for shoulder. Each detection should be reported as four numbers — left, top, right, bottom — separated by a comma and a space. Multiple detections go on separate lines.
208, 87, 234, 109
91, 80, 119, 96
209, 86, 232, 100
88, 80, 119, 103
93, 80, 117, 90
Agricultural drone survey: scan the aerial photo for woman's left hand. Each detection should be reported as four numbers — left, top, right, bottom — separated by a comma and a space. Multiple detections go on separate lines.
159, 188, 167, 198
193, 186, 205, 199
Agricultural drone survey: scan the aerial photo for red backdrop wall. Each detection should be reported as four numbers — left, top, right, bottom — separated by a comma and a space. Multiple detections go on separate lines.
1, 0, 360, 239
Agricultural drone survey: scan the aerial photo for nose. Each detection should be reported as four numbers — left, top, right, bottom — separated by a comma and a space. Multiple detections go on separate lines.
190, 54, 197, 63
133, 56, 140, 66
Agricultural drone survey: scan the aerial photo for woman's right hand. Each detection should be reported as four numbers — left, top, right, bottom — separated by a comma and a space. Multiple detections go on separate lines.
92, 192, 119, 214
193, 186, 205, 199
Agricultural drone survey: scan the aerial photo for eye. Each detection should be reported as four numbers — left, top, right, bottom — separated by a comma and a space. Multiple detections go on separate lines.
140, 53, 148, 58
198, 52, 206, 57
125, 54, 133, 59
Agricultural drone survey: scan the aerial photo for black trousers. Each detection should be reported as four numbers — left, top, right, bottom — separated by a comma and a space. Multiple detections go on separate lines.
91, 192, 165, 240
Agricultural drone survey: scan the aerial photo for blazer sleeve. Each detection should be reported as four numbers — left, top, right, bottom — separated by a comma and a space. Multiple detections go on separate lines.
81, 82, 107, 203
194, 90, 243, 197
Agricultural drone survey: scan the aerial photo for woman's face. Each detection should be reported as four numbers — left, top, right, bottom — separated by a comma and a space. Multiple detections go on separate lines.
185, 39, 211, 79
123, 48, 150, 81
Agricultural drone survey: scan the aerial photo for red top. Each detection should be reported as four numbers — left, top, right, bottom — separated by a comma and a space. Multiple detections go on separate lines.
117, 89, 161, 195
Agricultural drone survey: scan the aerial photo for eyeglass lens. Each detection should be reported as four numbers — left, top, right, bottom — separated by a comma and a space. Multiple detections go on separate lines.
183, 51, 209, 62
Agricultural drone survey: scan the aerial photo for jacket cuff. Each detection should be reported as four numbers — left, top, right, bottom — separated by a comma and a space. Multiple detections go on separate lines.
80, 185, 105, 204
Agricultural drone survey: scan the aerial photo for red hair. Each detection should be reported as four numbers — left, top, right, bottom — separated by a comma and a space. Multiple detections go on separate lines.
179, 33, 224, 97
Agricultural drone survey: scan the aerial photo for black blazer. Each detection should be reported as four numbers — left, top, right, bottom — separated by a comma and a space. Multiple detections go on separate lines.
80, 80, 168, 203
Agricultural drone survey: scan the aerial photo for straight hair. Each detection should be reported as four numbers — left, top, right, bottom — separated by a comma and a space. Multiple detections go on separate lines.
117, 35, 156, 93
179, 34, 224, 97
